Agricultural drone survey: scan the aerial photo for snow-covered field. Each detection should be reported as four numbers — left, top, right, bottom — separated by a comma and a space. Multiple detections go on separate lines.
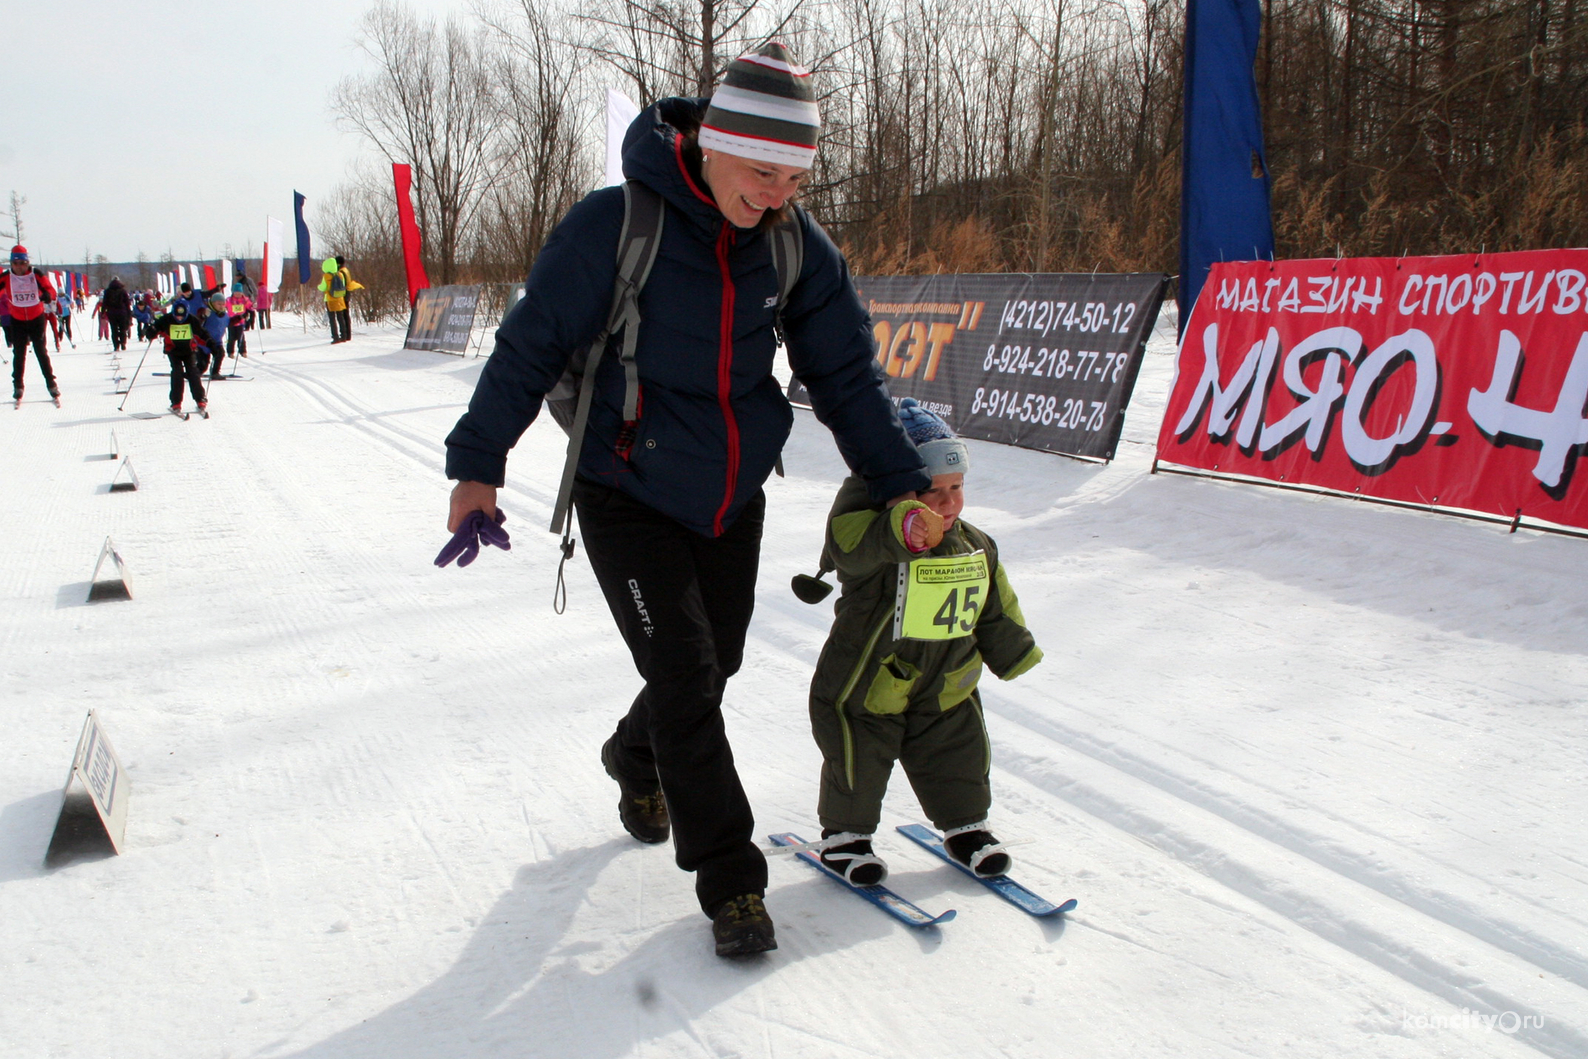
2, 310, 1584, 1059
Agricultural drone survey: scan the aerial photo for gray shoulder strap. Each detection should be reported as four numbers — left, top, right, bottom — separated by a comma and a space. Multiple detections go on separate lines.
768, 207, 805, 479
549, 181, 666, 538
769, 207, 804, 340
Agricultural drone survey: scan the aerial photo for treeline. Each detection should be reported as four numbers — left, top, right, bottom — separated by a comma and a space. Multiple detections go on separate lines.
324, 0, 1588, 319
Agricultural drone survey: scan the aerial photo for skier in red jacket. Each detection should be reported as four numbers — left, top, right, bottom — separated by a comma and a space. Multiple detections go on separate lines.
0, 246, 61, 406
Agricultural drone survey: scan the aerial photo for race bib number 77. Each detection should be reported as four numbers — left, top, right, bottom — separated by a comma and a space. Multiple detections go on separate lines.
894, 552, 991, 640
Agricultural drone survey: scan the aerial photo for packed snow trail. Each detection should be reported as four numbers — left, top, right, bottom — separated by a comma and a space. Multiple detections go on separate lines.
0, 315, 1581, 1059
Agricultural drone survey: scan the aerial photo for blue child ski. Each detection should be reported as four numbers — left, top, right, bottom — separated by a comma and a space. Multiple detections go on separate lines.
896, 824, 1077, 917
768, 832, 955, 928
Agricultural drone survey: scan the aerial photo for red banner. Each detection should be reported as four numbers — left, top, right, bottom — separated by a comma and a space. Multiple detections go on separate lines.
1157, 250, 1588, 531
393, 163, 430, 307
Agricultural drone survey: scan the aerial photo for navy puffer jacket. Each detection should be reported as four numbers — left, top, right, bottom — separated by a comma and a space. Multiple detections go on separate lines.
445, 97, 929, 537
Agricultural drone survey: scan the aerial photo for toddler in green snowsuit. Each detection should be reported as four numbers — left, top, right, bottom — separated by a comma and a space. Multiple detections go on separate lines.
801, 398, 1042, 884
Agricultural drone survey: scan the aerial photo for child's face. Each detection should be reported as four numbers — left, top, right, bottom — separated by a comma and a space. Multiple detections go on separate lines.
918, 473, 965, 529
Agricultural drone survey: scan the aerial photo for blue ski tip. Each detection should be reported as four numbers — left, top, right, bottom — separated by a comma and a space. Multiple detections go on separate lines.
896, 823, 1078, 917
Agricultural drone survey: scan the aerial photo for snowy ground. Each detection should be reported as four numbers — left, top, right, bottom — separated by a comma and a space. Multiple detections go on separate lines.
2, 310, 1584, 1059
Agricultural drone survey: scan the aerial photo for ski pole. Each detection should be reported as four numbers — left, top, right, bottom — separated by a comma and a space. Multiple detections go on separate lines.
118, 339, 155, 411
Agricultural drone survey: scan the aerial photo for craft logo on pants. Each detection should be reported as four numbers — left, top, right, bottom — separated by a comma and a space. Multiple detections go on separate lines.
628, 579, 654, 637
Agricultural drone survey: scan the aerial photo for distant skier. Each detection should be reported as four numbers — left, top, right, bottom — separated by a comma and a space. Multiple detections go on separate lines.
147, 300, 207, 416
225, 283, 253, 360
198, 292, 229, 380
173, 280, 222, 318
55, 289, 74, 346
45, 300, 62, 351
132, 292, 155, 342
335, 256, 362, 341
255, 285, 272, 329
100, 277, 133, 351
319, 256, 349, 343
801, 400, 1041, 885
1, 246, 62, 406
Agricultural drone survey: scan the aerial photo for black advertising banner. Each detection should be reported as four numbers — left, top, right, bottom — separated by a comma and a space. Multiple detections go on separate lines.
789, 273, 1169, 461
404, 285, 482, 354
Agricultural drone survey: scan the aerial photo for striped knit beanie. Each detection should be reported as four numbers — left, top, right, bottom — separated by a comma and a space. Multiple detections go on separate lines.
699, 42, 820, 168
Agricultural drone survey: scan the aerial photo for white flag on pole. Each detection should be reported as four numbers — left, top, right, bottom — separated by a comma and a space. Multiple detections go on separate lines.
606, 88, 640, 187
264, 216, 285, 293
222, 259, 233, 292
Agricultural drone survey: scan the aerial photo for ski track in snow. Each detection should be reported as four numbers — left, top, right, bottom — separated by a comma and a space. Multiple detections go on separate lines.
1, 316, 1582, 1059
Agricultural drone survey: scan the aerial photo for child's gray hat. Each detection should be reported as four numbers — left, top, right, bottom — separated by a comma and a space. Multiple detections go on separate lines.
897, 397, 969, 478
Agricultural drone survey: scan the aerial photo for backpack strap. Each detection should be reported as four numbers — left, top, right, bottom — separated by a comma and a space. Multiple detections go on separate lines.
768, 207, 804, 345
548, 181, 666, 542
768, 206, 805, 478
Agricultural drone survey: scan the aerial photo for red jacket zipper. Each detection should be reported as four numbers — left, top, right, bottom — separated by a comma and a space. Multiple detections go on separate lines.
713, 224, 740, 536
675, 134, 743, 537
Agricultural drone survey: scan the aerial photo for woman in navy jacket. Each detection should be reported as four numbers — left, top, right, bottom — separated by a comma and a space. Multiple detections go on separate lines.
444, 45, 928, 957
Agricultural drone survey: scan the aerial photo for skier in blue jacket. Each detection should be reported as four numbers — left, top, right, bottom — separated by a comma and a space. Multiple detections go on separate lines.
197, 292, 229, 378
444, 43, 929, 958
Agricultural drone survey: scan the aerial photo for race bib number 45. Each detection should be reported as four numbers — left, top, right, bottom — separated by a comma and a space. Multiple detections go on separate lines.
894, 552, 991, 640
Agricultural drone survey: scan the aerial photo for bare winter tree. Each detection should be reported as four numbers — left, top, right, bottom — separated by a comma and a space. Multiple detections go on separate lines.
478, 0, 600, 281
326, 0, 1588, 286
317, 166, 411, 322
575, 0, 807, 100
332, 1, 502, 284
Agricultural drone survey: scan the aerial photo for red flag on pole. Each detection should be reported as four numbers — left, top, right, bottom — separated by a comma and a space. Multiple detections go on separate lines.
204, 264, 217, 289
393, 163, 429, 306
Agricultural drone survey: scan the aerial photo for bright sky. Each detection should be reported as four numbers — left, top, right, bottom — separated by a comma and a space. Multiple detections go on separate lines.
4, 0, 474, 266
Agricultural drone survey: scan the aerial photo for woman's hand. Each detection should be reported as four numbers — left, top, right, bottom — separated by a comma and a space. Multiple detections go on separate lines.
448, 480, 499, 533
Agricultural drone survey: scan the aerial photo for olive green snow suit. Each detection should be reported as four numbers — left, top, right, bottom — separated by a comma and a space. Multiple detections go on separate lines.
808, 477, 1042, 834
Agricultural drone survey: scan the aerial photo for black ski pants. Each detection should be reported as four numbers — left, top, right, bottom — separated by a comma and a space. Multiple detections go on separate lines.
203, 338, 226, 379
572, 478, 767, 918
10, 317, 57, 396
226, 322, 247, 357
109, 316, 129, 351
328, 307, 350, 342
166, 348, 206, 406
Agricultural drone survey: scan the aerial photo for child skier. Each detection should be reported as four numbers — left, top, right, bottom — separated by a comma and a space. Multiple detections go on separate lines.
148, 300, 207, 416
199, 292, 229, 379
56, 292, 74, 347
802, 399, 1042, 884
132, 292, 154, 342
225, 283, 253, 360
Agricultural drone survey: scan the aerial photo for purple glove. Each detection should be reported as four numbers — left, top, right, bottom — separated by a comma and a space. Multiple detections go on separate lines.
435, 508, 510, 568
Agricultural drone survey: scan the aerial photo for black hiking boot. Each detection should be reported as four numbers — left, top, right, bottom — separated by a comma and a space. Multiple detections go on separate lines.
711, 894, 777, 957
600, 735, 668, 844
942, 823, 1011, 878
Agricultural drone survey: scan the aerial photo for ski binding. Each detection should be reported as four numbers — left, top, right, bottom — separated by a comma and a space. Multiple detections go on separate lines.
896, 824, 1077, 917
768, 832, 955, 928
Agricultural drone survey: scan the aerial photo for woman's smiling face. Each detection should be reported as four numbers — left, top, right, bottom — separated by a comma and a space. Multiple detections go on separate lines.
700, 150, 808, 229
